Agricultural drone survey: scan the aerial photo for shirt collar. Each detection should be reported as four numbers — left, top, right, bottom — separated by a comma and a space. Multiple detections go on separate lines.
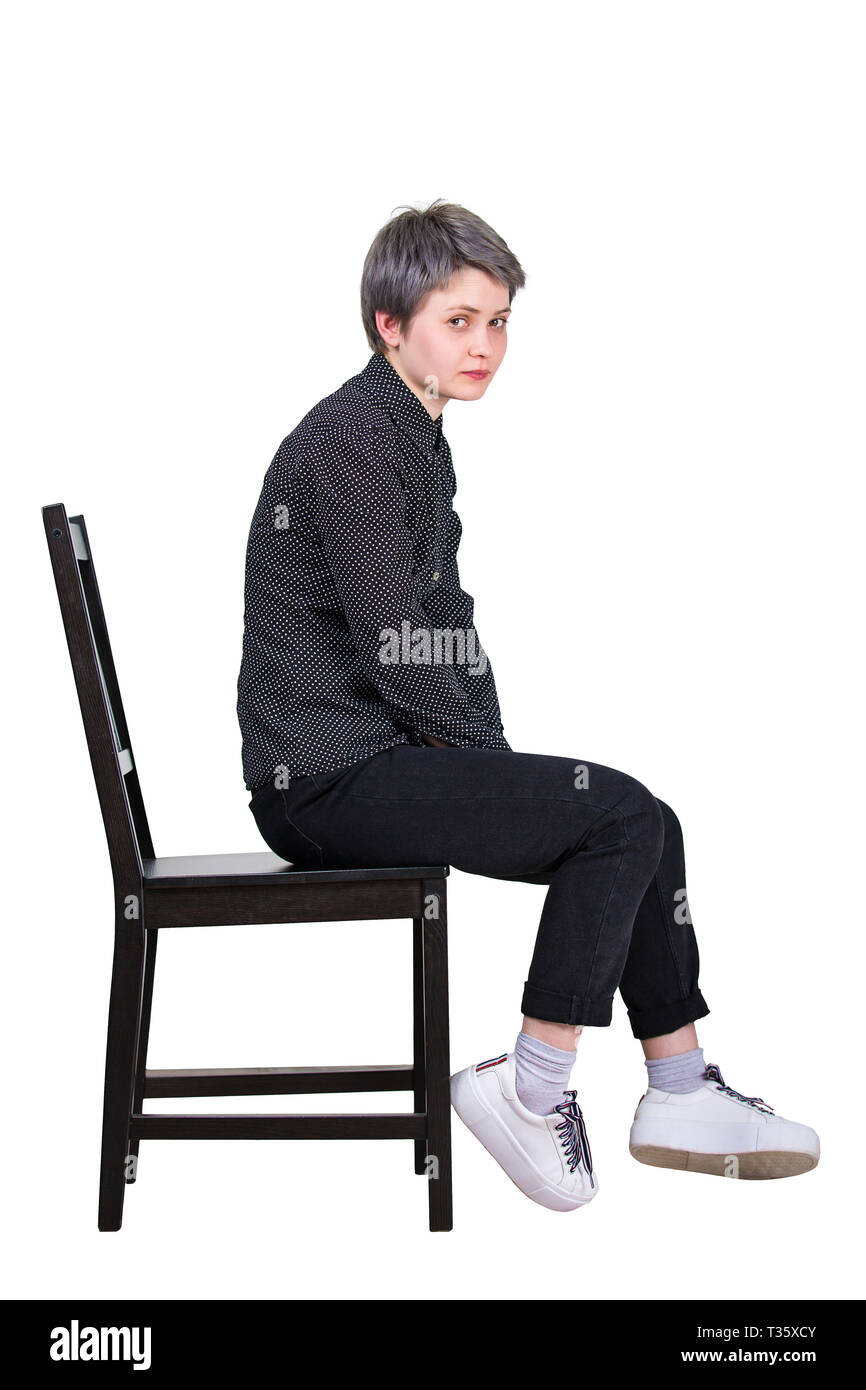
358, 351, 444, 457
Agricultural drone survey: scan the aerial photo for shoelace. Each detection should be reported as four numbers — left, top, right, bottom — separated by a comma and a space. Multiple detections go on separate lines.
553, 1091, 596, 1187
704, 1062, 775, 1115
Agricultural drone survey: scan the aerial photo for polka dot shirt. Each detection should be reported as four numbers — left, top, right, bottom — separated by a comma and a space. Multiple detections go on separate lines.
236, 350, 511, 790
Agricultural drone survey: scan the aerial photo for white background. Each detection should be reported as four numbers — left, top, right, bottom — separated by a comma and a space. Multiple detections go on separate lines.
3, 0, 863, 1302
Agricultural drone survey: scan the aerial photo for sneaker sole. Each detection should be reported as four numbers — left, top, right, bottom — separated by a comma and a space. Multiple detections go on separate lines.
629, 1142, 819, 1179
451, 1065, 598, 1212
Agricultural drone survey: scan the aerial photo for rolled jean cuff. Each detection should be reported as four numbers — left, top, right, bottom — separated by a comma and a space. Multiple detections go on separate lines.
626, 987, 710, 1041
521, 981, 614, 1027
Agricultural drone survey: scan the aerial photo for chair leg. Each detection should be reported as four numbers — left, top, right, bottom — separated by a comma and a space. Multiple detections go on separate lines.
421, 878, 453, 1232
126, 927, 158, 1183
98, 915, 146, 1231
412, 914, 427, 1175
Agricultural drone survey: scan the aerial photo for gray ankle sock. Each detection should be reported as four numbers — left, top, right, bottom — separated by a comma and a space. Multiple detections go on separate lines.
514, 1030, 579, 1115
645, 1046, 706, 1094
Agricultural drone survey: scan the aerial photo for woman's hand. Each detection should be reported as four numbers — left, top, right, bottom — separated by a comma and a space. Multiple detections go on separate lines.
421, 733, 453, 747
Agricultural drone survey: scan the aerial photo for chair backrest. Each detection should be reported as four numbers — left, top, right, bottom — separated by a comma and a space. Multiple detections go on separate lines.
42, 503, 154, 888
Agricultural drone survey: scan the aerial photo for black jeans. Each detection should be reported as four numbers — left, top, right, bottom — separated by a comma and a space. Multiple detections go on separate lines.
248, 744, 710, 1040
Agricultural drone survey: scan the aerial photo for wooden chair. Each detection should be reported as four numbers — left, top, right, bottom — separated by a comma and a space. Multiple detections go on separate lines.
42, 502, 453, 1232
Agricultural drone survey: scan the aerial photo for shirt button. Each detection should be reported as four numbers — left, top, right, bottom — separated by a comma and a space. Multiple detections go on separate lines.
432, 571, 440, 581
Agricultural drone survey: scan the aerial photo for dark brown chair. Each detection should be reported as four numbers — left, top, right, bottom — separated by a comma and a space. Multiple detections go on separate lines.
42, 502, 453, 1232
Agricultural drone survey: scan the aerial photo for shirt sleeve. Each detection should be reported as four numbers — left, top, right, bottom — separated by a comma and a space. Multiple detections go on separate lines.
306, 423, 510, 749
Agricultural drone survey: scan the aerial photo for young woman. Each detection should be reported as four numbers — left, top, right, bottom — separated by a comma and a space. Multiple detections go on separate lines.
236, 199, 819, 1211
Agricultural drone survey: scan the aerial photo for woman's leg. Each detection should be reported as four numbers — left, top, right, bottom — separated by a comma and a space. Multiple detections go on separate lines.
519, 794, 708, 1089
640, 1022, 698, 1060
616, 797, 709, 1042
252, 744, 678, 1026
250, 747, 711, 1043
521, 1020, 584, 1048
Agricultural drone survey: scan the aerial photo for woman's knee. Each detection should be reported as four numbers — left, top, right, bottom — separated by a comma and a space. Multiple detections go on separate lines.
632, 781, 665, 863
593, 772, 665, 864
654, 797, 682, 848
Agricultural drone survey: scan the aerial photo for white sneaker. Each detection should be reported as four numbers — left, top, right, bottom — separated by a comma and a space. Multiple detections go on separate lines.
629, 1061, 820, 1179
450, 1051, 598, 1211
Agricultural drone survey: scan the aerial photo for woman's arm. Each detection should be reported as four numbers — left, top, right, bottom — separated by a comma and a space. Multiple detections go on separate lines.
306, 423, 509, 749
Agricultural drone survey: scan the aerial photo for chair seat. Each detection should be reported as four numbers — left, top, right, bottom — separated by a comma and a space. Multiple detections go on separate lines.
142, 851, 450, 889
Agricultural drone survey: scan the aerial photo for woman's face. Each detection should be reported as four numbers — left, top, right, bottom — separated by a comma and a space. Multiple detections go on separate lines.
377, 265, 511, 416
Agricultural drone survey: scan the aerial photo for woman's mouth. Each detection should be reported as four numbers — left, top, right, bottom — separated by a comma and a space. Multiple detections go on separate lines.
462, 370, 489, 380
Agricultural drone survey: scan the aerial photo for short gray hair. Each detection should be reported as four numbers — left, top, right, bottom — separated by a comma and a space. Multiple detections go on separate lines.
360, 199, 527, 354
